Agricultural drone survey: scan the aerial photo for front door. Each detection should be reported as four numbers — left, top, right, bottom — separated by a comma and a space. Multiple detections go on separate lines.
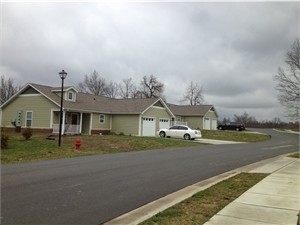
71, 114, 78, 125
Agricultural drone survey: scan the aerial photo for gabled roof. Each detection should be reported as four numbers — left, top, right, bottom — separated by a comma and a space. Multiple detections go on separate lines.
1, 83, 170, 115
1, 83, 216, 118
167, 103, 217, 117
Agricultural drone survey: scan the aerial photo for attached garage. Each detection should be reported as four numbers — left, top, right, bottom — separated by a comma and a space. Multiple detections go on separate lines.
142, 117, 156, 136
204, 118, 211, 130
167, 104, 218, 130
211, 119, 217, 130
159, 119, 170, 129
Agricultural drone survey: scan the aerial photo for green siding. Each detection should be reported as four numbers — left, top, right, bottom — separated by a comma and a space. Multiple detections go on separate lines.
205, 110, 218, 119
1, 95, 58, 128
82, 113, 91, 134
143, 106, 173, 131
92, 113, 111, 130
112, 115, 139, 135
184, 116, 204, 130
183, 111, 217, 130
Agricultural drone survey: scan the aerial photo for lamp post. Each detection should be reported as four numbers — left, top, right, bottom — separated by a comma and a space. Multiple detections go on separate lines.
58, 70, 67, 147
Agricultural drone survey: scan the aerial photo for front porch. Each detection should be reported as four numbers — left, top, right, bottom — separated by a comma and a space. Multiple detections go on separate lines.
52, 124, 81, 135
52, 111, 91, 135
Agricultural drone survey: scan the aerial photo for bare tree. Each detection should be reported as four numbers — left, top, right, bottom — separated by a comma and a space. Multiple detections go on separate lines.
120, 78, 137, 99
181, 81, 204, 105
139, 75, 164, 98
274, 39, 300, 120
1, 75, 20, 104
233, 112, 258, 126
78, 70, 107, 96
105, 81, 120, 98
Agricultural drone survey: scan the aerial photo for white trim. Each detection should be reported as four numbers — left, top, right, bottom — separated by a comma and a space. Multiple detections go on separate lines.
26, 111, 33, 127
151, 106, 166, 110
19, 94, 43, 97
141, 98, 175, 118
52, 86, 79, 93
80, 112, 83, 133
99, 114, 105, 124
90, 113, 93, 134
50, 109, 54, 128
138, 114, 142, 136
62, 111, 66, 135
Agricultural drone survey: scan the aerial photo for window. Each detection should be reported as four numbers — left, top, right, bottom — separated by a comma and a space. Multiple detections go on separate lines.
68, 92, 73, 100
26, 111, 33, 127
99, 114, 105, 124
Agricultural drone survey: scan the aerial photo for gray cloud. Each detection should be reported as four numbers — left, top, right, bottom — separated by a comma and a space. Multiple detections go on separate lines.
1, 2, 299, 121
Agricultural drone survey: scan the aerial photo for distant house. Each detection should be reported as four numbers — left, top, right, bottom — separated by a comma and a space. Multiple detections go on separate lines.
0, 83, 218, 136
168, 104, 218, 130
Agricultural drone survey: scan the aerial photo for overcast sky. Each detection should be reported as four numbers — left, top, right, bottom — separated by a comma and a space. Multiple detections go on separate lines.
1, 1, 299, 121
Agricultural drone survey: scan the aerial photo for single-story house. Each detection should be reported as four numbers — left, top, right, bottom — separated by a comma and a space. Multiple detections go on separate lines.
168, 104, 218, 130
0, 83, 218, 136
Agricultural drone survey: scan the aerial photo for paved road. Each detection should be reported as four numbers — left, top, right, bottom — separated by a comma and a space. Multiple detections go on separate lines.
2, 129, 299, 224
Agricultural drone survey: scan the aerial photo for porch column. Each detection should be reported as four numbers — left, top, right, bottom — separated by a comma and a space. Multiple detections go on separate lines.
138, 114, 142, 136
79, 112, 83, 133
62, 110, 66, 135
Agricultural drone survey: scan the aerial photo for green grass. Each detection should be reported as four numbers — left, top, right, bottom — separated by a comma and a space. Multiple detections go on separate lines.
1, 129, 271, 164
1, 132, 201, 164
140, 173, 268, 225
201, 130, 270, 142
288, 152, 300, 158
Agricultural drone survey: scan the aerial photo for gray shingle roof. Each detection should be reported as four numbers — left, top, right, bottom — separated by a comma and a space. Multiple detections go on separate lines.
30, 83, 160, 114
167, 103, 214, 116
1, 83, 214, 117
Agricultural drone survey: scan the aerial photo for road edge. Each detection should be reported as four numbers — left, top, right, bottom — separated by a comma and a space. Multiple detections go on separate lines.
103, 153, 296, 225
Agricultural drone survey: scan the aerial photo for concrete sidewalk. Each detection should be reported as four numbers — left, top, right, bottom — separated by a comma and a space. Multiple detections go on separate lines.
196, 138, 247, 145
105, 155, 300, 225
204, 157, 300, 225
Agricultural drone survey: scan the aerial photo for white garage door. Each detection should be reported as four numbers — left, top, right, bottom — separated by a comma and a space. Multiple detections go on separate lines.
159, 119, 170, 129
204, 118, 211, 130
212, 119, 217, 130
142, 117, 156, 136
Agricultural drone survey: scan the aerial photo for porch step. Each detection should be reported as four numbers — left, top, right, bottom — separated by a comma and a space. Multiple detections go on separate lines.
46, 135, 56, 140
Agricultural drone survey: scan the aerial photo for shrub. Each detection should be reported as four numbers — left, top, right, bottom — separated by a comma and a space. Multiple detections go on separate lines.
1, 133, 9, 149
22, 128, 33, 140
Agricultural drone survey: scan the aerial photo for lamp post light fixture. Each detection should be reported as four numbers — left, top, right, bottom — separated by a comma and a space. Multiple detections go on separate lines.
58, 70, 67, 147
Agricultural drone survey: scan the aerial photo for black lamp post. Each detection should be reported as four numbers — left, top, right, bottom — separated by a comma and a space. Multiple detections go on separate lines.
58, 70, 67, 147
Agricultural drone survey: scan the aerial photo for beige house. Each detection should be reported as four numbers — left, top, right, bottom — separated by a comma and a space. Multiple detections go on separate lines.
0, 83, 218, 136
168, 104, 218, 130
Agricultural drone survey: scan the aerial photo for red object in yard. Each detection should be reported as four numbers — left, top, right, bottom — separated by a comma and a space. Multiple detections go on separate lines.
75, 138, 81, 150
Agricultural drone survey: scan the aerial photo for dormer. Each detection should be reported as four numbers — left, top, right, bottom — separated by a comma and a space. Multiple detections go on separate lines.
52, 86, 78, 102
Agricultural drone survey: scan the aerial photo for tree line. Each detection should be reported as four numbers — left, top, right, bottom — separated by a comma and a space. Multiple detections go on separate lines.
77, 71, 204, 105
0, 72, 204, 106
220, 112, 298, 129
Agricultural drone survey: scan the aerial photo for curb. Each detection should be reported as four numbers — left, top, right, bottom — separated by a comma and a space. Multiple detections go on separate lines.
104, 154, 295, 225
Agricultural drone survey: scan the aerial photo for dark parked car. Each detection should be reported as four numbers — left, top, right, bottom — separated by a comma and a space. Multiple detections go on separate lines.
217, 122, 245, 131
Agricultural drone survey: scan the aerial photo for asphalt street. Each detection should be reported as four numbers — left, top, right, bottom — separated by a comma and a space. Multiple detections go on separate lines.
1, 129, 299, 224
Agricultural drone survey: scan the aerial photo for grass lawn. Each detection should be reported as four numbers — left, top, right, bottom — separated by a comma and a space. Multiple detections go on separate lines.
1, 132, 201, 164
140, 173, 268, 225
288, 152, 300, 158
201, 129, 270, 142
1, 129, 270, 164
